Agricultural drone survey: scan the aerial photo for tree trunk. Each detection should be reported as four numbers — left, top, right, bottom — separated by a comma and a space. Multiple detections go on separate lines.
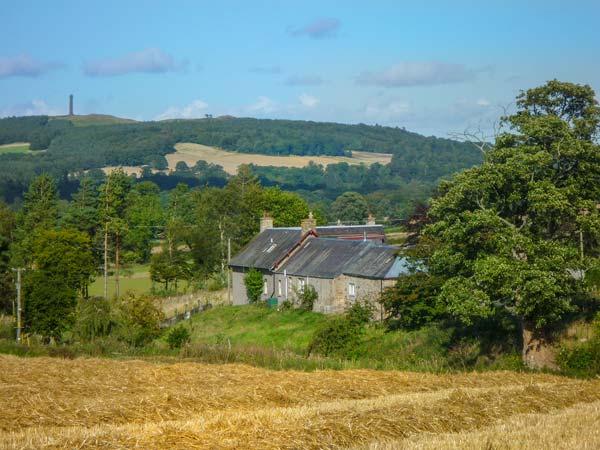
521, 320, 558, 370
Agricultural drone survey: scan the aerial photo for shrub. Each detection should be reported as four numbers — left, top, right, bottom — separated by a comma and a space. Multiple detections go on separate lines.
557, 315, 600, 377
298, 285, 317, 311
166, 325, 191, 349
244, 269, 263, 303
73, 297, 115, 342
206, 272, 226, 291
308, 302, 373, 357
114, 292, 164, 347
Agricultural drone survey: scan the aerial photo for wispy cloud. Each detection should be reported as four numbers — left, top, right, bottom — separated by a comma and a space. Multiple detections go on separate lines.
357, 61, 475, 87
155, 99, 209, 120
247, 96, 278, 114
0, 99, 62, 117
288, 18, 340, 39
249, 65, 281, 74
285, 74, 324, 86
84, 48, 185, 77
299, 93, 319, 108
0, 55, 64, 78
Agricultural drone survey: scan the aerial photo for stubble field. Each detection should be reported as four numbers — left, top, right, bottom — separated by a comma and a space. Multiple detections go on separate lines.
1, 355, 599, 449
166, 143, 393, 174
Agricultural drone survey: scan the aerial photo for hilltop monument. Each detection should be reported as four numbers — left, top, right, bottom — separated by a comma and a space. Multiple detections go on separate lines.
69, 94, 74, 116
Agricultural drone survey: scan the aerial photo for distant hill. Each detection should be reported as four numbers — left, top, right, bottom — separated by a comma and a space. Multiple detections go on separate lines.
0, 114, 482, 209
52, 114, 137, 127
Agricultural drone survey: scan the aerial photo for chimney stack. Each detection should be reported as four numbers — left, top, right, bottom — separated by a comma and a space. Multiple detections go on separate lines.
301, 211, 317, 234
366, 213, 376, 226
260, 213, 273, 232
69, 94, 74, 116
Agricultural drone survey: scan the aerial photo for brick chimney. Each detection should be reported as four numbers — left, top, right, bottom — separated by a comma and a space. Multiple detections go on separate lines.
301, 211, 317, 234
260, 213, 273, 232
366, 213, 376, 226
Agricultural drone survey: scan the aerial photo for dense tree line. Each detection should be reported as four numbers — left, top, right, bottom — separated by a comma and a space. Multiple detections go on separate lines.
0, 116, 480, 207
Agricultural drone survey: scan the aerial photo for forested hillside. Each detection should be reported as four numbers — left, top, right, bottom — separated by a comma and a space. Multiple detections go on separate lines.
0, 115, 481, 212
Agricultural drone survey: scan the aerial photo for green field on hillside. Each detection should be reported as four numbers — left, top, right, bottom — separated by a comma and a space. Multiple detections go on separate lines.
88, 264, 153, 297
0, 143, 30, 154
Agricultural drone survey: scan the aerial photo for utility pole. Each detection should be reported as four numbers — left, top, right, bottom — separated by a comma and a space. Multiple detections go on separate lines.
104, 223, 109, 300
12, 268, 24, 343
227, 238, 232, 305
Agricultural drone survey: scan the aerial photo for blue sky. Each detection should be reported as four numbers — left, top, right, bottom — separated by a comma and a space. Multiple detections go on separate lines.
2, 0, 599, 136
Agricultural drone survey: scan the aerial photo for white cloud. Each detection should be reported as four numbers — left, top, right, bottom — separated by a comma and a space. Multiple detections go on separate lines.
299, 93, 319, 108
0, 55, 63, 78
357, 61, 475, 88
288, 18, 340, 39
155, 99, 209, 120
363, 98, 410, 121
1, 99, 62, 117
247, 96, 277, 114
476, 98, 491, 107
84, 48, 184, 77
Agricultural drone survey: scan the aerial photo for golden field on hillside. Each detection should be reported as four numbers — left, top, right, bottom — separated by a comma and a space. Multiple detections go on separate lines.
167, 143, 393, 174
1, 355, 599, 449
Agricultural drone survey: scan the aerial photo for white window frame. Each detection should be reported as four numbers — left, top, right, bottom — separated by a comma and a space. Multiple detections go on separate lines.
263, 279, 268, 295
278, 279, 282, 296
348, 282, 356, 297
298, 278, 306, 293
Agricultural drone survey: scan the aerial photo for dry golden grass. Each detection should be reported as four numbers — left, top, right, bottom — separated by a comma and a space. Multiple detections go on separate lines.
1, 355, 598, 449
167, 143, 393, 174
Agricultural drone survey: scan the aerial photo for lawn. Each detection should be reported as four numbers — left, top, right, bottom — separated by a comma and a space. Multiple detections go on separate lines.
0, 143, 30, 155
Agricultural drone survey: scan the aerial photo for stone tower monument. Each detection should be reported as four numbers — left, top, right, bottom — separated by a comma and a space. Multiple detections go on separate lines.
69, 94, 74, 116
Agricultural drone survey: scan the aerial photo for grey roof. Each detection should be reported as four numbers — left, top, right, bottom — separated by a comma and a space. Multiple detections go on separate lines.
229, 228, 301, 270
316, 225, 385, 241
276, 238, 405, 279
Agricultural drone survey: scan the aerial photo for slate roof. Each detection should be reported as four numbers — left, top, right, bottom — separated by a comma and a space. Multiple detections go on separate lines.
315, 225, 385, 242
229, 228, 302, 270
276, 237, 405, 279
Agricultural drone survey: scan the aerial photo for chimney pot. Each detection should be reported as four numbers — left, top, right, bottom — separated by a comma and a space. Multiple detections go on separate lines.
301, 211, 317, 234
366, 213, 376, 226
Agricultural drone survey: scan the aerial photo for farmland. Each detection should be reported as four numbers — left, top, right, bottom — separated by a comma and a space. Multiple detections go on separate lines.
0, 355, 598, 449
0, 142, 31, 154
167, 142, 393, 175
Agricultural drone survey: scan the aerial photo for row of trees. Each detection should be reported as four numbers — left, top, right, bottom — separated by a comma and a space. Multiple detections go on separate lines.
0, 165, 315, 340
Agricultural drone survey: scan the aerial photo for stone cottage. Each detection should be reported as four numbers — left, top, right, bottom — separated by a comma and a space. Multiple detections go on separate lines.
229, 213, 409, 314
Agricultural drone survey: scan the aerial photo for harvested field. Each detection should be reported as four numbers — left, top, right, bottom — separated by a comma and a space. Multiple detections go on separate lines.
167, 142, 393, 174
1, 355, 598, 449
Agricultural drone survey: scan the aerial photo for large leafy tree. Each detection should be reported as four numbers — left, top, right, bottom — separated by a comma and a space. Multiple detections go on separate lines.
12, 174, 59, 267
424, 80, 600, 368
331, 191, 369, 223
0, 202, 15, 313
24, 229, 95, 341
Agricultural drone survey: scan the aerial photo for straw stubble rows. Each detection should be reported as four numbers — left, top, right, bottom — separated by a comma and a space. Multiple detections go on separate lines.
1, 355, 598, 449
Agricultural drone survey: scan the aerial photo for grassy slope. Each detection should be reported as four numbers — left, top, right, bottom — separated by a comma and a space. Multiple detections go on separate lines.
188, 305, 332, 352
0, 143, 30, 154
51, 114, 136, 127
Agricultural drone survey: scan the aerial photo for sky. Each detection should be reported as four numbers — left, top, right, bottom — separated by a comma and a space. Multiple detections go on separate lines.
1, 0, 599, 137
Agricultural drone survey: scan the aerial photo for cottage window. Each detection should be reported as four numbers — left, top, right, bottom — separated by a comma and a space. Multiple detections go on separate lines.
298, 278, 305, 293
278, 280, 282, 296
287, 277, 292, 294
348, 282, 356, 297
263, 279, 268, 295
